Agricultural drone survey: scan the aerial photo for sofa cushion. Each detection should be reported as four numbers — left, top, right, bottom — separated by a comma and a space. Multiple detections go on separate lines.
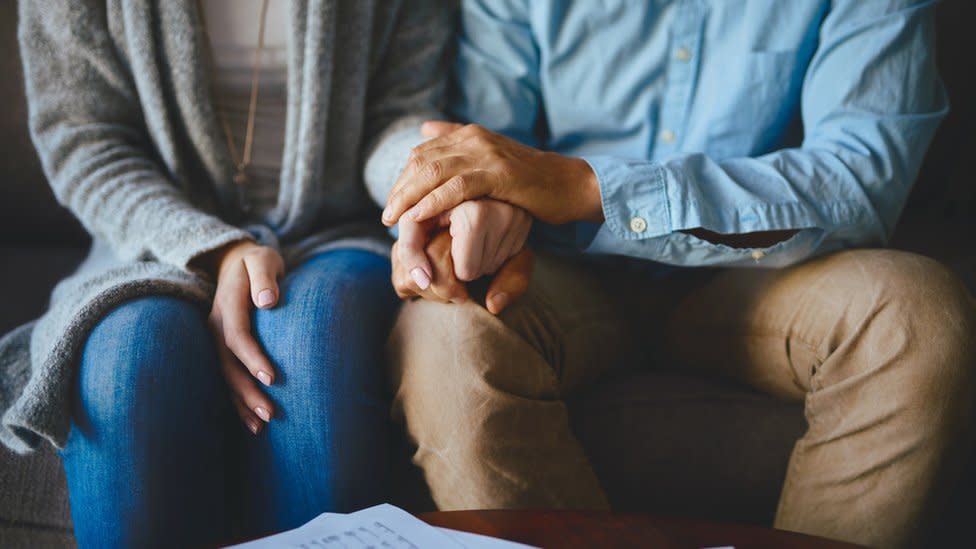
0, 247, 88, 337
0, 1, 88, 247
0, 445, 72, 535
0, 525, 75, 549
0, 247, 85, 547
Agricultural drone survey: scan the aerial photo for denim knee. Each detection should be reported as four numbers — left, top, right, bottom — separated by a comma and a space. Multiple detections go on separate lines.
242, 250, 396, 519
74, 296, 221, 435
253, 249, 395, 399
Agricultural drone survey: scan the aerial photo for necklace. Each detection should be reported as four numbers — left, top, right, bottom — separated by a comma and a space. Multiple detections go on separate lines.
202, 0, 271, 186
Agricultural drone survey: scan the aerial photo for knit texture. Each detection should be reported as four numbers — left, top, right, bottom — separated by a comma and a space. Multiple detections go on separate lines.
0, 0, 453, 453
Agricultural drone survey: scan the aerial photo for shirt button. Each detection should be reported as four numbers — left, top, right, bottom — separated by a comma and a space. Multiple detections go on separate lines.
675, 47, 691, 61
629, 217, 648, 234
751, 250, 766, 261
660, 130, 676, 144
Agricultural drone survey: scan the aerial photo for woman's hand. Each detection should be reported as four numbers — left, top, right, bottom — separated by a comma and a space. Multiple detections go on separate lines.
382, 121, 604, 228
393, 230, 469, 305
392, 229, 534, 315
200, 240, 284, 435
395, 198, 532, 288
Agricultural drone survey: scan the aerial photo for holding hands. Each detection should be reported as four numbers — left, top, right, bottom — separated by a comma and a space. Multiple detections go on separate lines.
383, 121, 604, 228
390, 122, 541, 315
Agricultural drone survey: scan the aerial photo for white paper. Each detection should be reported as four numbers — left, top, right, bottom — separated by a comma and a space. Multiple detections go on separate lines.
226, 504, 537, 549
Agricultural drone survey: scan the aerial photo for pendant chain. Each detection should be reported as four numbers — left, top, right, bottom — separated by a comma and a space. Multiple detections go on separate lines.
202, 0, 271, 185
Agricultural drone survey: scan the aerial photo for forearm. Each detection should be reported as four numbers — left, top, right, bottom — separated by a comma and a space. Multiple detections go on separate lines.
364, 116, 431, 208
361, 0, 455, 207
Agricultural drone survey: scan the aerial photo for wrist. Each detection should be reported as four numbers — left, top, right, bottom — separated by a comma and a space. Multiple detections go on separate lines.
193, 239, 257, 279
567, 156, 604, 223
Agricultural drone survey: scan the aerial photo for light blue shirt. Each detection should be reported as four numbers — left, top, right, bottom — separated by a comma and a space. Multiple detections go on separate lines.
451, 0, 947, 268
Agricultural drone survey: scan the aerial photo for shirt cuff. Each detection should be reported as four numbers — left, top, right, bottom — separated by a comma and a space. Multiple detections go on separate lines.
582, 156, 671, 241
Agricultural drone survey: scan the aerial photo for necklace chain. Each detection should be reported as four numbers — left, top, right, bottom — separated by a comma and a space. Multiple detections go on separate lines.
203, 0, 271, 185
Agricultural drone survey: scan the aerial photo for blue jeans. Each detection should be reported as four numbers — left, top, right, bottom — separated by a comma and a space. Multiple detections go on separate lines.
61, 249, 398, 548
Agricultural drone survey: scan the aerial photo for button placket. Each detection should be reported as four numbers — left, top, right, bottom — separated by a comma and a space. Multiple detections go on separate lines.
654, 1, 704, 155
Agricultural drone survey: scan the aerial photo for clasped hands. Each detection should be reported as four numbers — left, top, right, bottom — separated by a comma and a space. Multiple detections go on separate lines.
385, 121, 604, 314
199, 121, 604, 434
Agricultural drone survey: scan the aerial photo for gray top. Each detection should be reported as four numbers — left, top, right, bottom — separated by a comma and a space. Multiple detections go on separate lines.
0, 0, 454, 453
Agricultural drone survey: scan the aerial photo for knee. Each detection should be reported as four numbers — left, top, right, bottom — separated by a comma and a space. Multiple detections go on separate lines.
253, 251, 395, 404
255, 250, 394, 354
78, 296, 218, 430
834, 250, 976, 404
390, 298, 557, 420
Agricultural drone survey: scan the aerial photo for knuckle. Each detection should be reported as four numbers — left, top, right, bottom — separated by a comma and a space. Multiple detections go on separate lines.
397, 241, 420, 262
422, 159, 443, 181
386, 188, 402, 208
447, 175, 467, 195
407, 149, 425, 170
392, 274, 408, 292
491, 154, 511, 173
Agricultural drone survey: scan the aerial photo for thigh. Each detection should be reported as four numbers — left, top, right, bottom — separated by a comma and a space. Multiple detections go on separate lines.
64, 296, 232, 548
660, 248, 975, 400
487, 252, 636, 393
71, 295, 226, 438
241, 248, 398, 528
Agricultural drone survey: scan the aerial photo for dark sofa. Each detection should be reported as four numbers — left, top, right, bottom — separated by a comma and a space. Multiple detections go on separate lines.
1, 2, 973, 547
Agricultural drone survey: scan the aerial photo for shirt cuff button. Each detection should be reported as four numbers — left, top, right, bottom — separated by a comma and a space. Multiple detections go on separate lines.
629, 216, 648, 234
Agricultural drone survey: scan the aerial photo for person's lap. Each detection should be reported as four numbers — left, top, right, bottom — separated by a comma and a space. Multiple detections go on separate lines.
391, 248, 975, 547
61, 248, 398, 548
657, 249, 976, 546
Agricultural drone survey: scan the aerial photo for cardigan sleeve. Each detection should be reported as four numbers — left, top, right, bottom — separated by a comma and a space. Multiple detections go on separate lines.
362, 0, 458, 208
18, 0, 252, 271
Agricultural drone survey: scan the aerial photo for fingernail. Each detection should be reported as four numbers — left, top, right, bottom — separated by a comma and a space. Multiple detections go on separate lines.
257, 289, 275, 308
407, 208, 421, 221
382, 208, 393, 222
256, 371, 273, 386
254, 406, 271, 422
489, 292, 510, 313
247, 420, 260, 435
410, 268, 431, 290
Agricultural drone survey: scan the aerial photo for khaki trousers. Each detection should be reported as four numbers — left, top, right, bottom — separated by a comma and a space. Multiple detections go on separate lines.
388, 249, 976, 548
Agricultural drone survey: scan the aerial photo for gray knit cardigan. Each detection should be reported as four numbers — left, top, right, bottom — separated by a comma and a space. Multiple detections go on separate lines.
0, 0, 455, 453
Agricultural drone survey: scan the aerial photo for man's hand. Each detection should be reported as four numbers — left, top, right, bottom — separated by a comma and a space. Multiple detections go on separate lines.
382, 122, 604, 228
392, 229, 534, 315
197, 240, 284, 435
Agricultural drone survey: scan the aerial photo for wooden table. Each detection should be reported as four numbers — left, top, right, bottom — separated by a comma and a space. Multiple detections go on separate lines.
420, 510, 867, 549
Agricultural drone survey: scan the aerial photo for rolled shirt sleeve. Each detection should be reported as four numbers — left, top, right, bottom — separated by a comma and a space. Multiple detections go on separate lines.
455, 0, 946, 269
578, 0, 946, 267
